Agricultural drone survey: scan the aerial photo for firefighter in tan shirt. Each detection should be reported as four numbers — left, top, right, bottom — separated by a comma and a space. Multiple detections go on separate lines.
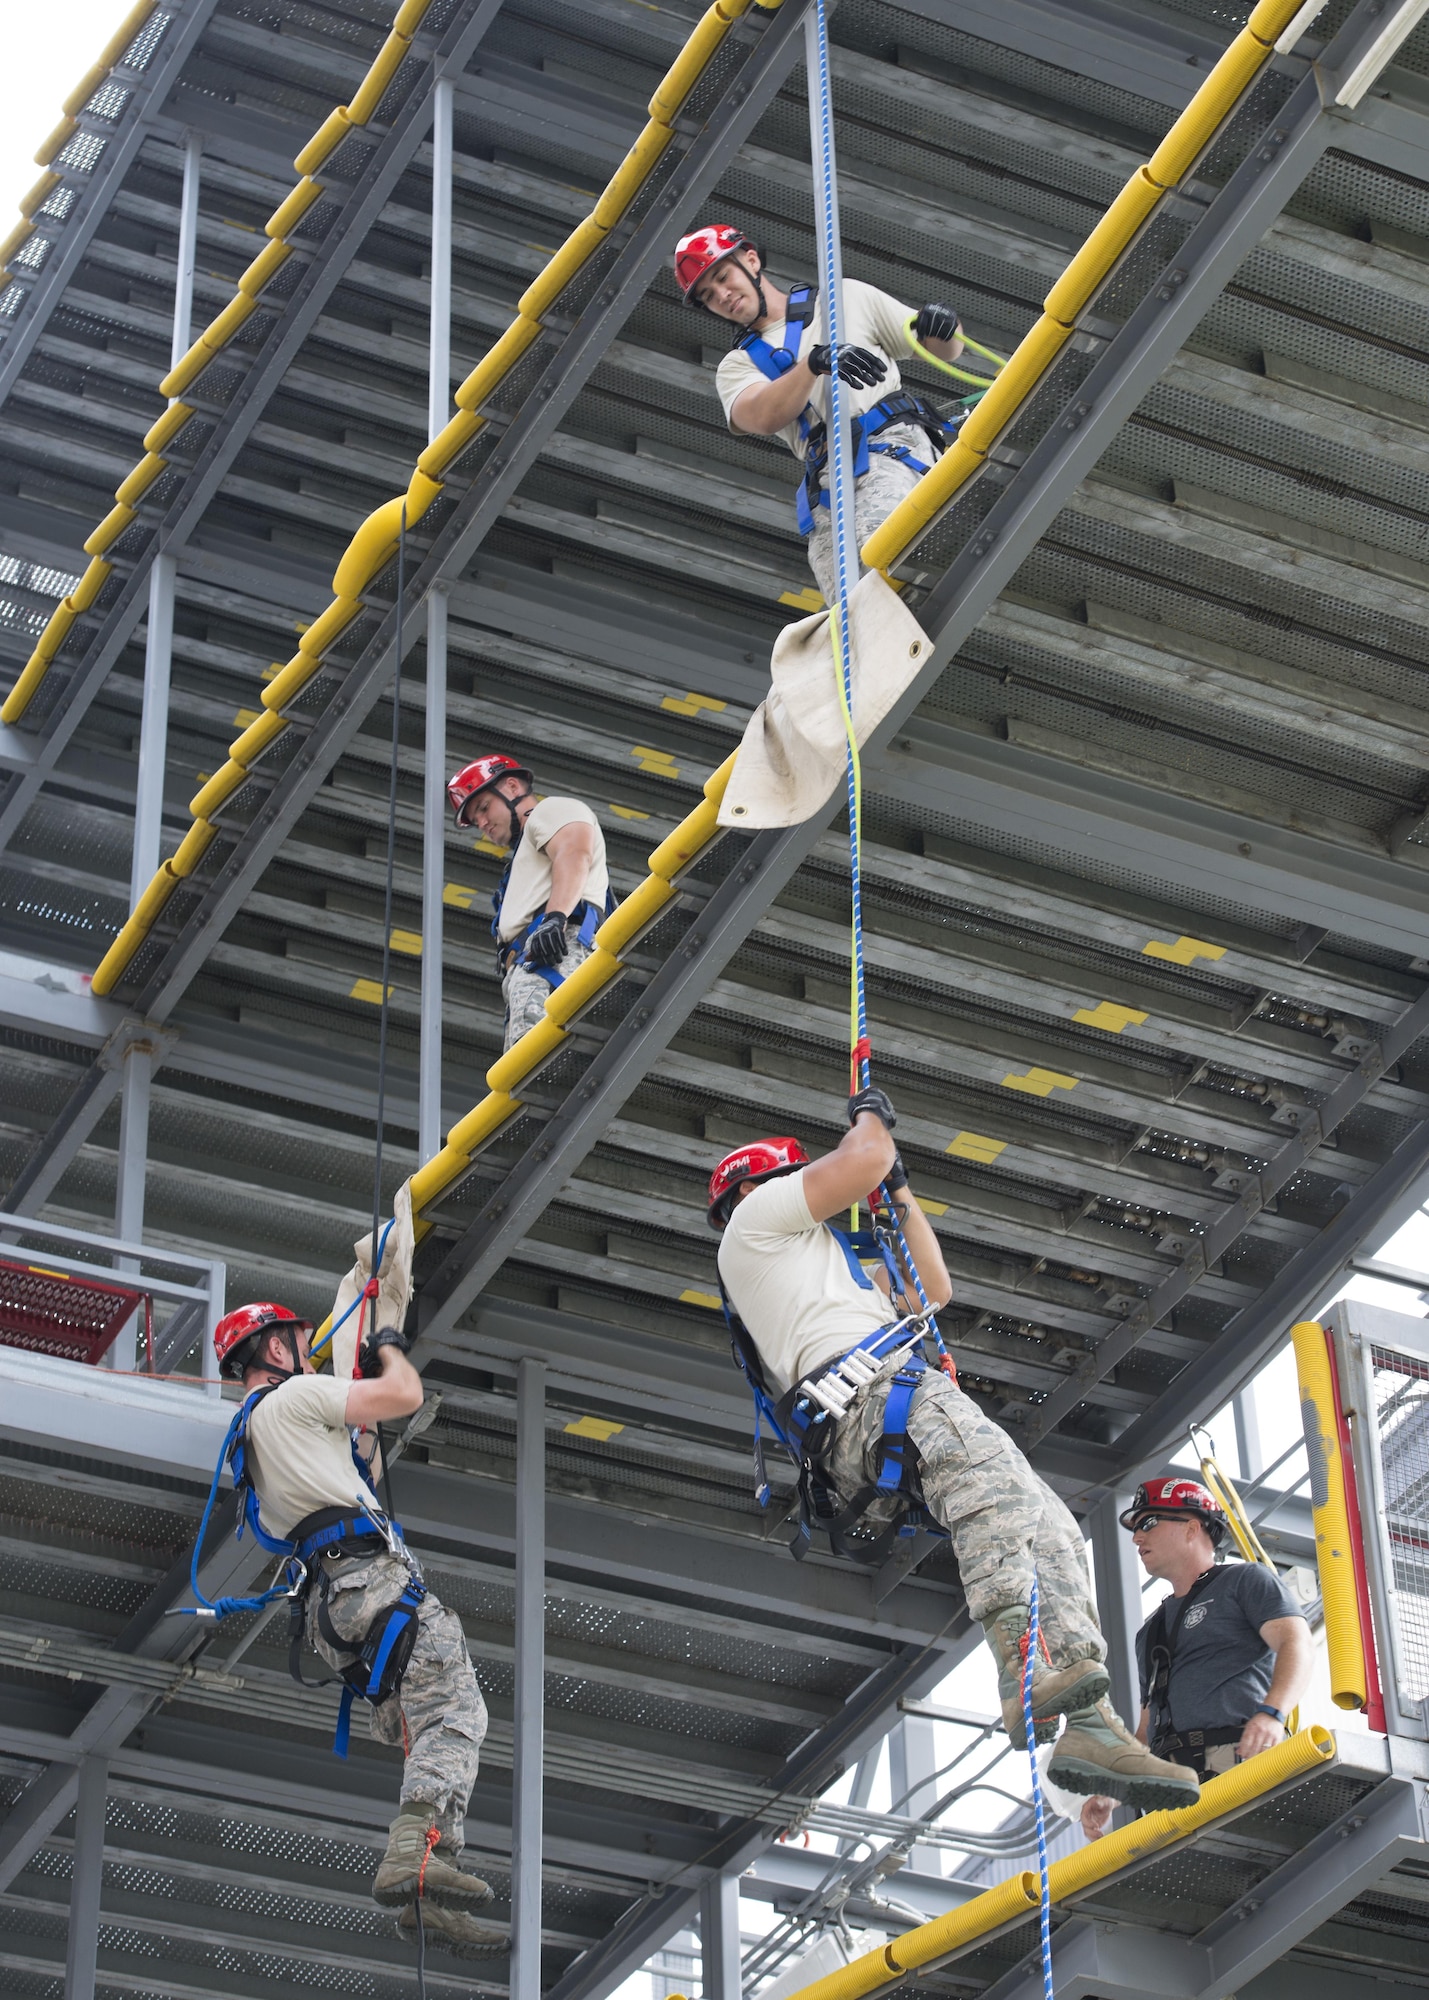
447, 753, 610, 1050
712, 1089, 1201, 1813
673, 222, 967, 602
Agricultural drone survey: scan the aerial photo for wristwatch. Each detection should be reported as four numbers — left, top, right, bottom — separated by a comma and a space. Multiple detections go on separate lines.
1254, 1702, 1286, 1724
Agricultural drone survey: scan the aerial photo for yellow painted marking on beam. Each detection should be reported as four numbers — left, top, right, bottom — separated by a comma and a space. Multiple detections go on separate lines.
564, 1415, 624, 1441
1143, 935, 1226, 967
28, 1265, 68, 1281
471, 836, 506, 858
919, 1198, 948, 1216
779, 586, 824, 612
661, 692, 728, 718
195, 770, 211, 784
679, 1288, 722, 1310
632, 745, 680, 778
1001, 1067, 1078, 1097
389, 928, 422, 955
610, 803, 651, 820
350, 978, 393, 1004
261, 661, 284, 682
232, 707, 261, 728
946, 1132, 1006, 1164
442, 882, 476, 910
1073, 1001, 1149, 1034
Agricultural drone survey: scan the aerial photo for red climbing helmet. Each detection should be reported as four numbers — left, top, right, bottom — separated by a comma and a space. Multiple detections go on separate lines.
675, 223, 756, 301
447, 754, 534, 828
1120, 1475, 1227, 1546
213, 1302, 313, 1381
708, 1137, 809, 1229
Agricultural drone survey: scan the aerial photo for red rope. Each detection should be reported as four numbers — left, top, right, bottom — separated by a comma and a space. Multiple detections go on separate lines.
416, 1823, 440, 1899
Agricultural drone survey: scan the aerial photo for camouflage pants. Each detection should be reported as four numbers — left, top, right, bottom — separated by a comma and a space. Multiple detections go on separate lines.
805, 425, 928, 606
501, 939, 593, 1051
825, 1359, 1104, 1665
310, 1551, 487, 1845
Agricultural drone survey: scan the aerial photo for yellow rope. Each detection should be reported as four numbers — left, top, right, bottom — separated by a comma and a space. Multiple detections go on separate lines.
901, 312, 1005, 389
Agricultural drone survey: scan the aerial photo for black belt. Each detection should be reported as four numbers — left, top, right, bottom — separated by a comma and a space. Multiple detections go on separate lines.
1151, 1723, 1243, 1766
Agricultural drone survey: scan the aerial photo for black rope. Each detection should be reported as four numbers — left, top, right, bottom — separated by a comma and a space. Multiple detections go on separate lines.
414, 1893, 428, 2000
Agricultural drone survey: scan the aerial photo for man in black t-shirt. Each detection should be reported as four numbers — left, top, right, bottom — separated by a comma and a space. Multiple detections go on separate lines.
1081, 1474, 1311, 1840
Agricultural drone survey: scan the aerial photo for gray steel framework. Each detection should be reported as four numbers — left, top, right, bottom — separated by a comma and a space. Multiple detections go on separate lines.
417, 0, 1415, 1383
0, 0, 507, 854
0, 0, 817, 1217
0, 0, 222, 405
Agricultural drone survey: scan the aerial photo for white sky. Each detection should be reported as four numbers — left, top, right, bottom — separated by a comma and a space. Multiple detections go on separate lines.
2, 4, 136, 225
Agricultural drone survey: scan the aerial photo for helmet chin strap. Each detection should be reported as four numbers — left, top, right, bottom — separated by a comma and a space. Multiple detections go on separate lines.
703, 254, 768, 330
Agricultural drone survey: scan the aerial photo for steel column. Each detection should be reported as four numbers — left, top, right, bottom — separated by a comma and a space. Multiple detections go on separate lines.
111, 1041, 153, 1370
700, 1871, 742, 2000
888, 1715, 941, 1872
132, 556, 175, 901
511, 1356, 547, 2000
171, 132, 202, 372
427, 77, 453, 446
1088, 1494, 1144, 1734
62, 1753, 109, 2000
421, 80, 454, 1160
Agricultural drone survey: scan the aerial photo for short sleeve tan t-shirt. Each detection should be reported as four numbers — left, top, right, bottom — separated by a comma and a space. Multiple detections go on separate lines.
716, 1168, 895, 1395
497, 798, 610, 942
244, 1376, 362, 1539
715, 279, 917, 464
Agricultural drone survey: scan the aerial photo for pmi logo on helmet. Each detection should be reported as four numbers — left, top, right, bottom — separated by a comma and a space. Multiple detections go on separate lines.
724, 1154, 754, 1180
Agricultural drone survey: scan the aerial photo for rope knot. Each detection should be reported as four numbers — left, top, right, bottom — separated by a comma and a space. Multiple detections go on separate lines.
416, 1823, 440, 1900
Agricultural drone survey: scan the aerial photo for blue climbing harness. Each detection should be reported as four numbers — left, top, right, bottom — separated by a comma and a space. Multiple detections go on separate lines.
736, 285, 961, 535
490, 874, 617, 990
720, 1221, 947, 1564
178, 1382, 427, 1757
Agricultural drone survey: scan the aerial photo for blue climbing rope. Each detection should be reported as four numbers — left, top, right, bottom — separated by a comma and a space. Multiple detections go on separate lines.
807, 15, 1056, 1999
807, 0, 957, 1380
1021, 1573, 1056, 2000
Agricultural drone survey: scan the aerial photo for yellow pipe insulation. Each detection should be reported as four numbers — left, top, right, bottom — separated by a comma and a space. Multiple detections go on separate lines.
1292, 1320, 1371, 1710
782, 1728, 1337, 2000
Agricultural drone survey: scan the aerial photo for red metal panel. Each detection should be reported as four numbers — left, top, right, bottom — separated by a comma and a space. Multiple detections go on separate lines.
0, 1257, 146, 1365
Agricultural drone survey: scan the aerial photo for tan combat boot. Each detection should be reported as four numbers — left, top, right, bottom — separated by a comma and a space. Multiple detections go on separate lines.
399, 1902, 508, 1958
982, 1606, 1110, 1747
372, 1805, 495, 1910
1048, 1700, 1201, 1810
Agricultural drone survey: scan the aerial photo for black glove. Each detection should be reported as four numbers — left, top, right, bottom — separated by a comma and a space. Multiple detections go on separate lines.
522, 910, 568, 969
882, 1152, 909, 1195
358, 1326, 411, 1379
806, 343, 888, 389
849, 1085, 898, 1131
913, 302, 961, 344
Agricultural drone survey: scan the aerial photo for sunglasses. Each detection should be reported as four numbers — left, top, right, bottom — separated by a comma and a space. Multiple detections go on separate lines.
1131, 1514, 1181, 1532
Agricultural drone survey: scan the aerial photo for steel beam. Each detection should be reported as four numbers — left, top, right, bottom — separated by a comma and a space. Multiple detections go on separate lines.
416, 0, 1408, 1355
700, 1871, 742, 2000
0, 0, 506, 855
62, 1754, 108, 2000
511, 1357, 546, 2000
1023, 980, 1429, 1454
0, 1, 221, 409
1110, 1115, 1429, 1478
4, 0, 816, 1216
1087, 1493, 1143, 1734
